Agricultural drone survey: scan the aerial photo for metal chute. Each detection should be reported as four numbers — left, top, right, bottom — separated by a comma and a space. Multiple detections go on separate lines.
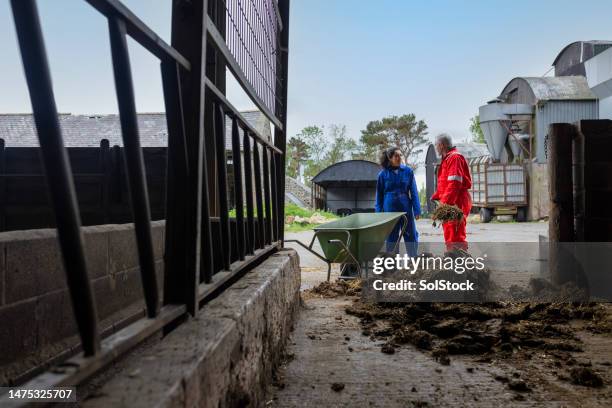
479, 102, 533, 162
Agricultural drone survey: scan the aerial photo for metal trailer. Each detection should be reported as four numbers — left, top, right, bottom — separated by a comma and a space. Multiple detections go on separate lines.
469, 157, 528, 222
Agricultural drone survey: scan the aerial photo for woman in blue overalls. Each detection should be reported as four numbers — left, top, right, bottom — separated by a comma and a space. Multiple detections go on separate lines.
375, 147, 421, 256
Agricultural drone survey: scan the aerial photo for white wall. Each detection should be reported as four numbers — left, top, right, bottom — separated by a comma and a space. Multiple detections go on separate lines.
585, 47, 612, 119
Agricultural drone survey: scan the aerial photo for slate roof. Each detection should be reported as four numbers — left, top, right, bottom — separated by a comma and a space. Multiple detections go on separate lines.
0, 110, 271, 149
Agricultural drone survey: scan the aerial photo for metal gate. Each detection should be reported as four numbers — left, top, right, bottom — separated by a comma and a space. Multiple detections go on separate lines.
5, 0, 289, 391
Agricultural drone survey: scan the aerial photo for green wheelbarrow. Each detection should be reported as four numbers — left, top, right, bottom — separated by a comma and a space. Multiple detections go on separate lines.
285, 212, 408, 281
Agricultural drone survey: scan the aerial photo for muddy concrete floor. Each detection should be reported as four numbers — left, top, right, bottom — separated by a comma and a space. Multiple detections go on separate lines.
274, 222, 611, 407
267, 295, 612, 407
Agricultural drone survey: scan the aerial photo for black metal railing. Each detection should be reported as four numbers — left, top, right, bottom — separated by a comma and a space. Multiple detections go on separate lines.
4, 0, 288, 394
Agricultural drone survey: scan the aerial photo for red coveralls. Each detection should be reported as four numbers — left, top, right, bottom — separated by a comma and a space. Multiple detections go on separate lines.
431, 147, 472, 250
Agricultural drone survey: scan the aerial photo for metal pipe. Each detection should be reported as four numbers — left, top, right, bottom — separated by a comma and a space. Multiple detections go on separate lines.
108, 16, 160, 318
214, 103, 232, 270
253, 141, 265, 247
243, 130, 255, 254
10, 0, 100, 355
231, 117, 246, 260
262, 147, 272, 244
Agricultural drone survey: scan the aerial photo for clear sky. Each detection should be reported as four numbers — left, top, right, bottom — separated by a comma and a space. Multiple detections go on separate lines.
2, 0, 612, 153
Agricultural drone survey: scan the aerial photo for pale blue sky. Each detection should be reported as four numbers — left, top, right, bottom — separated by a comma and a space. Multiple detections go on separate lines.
2, 0, 612, 153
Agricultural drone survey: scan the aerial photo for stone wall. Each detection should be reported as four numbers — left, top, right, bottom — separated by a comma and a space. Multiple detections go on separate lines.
0, 222, 165, 385
285, 176, 312, 208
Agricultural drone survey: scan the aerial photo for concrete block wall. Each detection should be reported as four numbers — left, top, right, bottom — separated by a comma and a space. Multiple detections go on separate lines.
82, 249, 301, 408
0, 221, 165, 385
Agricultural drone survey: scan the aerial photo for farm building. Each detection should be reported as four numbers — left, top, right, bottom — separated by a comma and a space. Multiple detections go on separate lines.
0, 111, 271, 231
311, 159, 380, 215
552, 40, 612, 76
0, 110, 271, 147
494, 76, 598, 163
585, 46, 612, 119
461, 40, 612, 221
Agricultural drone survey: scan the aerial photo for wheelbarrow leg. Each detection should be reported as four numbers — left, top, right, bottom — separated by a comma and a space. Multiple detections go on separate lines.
327, 262, 331, 282
391, 214, 410, 254
329, 238, 362, 279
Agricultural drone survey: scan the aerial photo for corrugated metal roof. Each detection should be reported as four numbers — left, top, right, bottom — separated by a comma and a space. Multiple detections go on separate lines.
0, 111, 271, 149
518, 76, 596, 101
552, 40, 612, 65
312, 160, 380, 185
454, 143, 490, 159
425, 143, 490, 165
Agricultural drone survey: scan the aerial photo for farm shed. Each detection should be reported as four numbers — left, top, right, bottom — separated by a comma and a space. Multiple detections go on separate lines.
0, 111, 271, 230
311, 159, 380, 215
498, 76, 598, 163
585, 46, 612, 119
552, 40, 612, 76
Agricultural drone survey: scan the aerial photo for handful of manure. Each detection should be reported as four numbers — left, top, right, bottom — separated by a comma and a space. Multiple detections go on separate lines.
431, 203, 463, 227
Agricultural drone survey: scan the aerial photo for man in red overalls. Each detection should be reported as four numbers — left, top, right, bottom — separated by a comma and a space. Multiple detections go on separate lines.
431, 134, 472, 251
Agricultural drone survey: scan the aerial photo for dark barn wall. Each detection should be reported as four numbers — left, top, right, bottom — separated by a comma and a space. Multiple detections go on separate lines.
425, 144, 438, 213
0, 140, 166, 232
325, 185, 376, 213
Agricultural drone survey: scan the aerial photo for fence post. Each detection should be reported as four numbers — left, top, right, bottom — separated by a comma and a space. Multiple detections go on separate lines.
166, 0, 211, 312
548, 123, 576, 286
275, 0, 291, 243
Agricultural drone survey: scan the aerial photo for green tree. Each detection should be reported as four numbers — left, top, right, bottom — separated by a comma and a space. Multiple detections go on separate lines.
324, 124, 359, 164
286, 136, 309, 179
360, 114, 428, 168
296, 125, 326, 183
469, 114, 485, 143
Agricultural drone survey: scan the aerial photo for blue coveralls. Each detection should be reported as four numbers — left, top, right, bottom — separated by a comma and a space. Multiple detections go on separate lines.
375, 164, 421, 256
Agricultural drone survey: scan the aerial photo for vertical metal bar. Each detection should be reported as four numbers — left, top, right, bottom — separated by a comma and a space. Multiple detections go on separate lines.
243, 130, 255, 254
231, 117, 246, 260
270, 151, 279, 242
274, 0, 290, 244
198, 111, 214, 285
161, 59, 188, 290
262, 146, 272, 245
100, 139, 111, 224
10, 0, 100, 355
0, 138, 5, 232
108, 16, 159, 318
214, 104, 231, 269
170, 0, 211, 310
253, 140, 265, 248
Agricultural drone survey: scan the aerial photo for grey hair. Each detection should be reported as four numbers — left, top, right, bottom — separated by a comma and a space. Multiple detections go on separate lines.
435, 133, 452, 147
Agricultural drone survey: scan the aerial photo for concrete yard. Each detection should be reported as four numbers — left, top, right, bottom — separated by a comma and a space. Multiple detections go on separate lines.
271, 220, 612, 407
286, 219, 549, 291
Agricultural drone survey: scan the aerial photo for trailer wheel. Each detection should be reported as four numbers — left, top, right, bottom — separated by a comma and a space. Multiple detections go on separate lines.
516, 207, 527, 222
480, 207, 493, 223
